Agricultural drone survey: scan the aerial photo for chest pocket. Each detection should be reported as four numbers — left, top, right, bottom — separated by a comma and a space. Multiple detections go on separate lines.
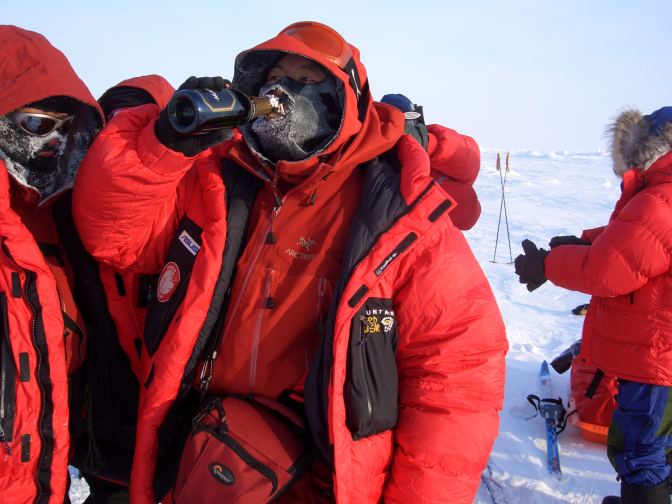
144, 217, 203, 356
345, 297, 398, 439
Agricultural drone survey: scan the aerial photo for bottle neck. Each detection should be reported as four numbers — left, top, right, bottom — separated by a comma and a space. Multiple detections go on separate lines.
249, 95, 277, 120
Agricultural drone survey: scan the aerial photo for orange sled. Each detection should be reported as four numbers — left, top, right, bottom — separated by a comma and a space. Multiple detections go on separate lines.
570, 415, 609, 445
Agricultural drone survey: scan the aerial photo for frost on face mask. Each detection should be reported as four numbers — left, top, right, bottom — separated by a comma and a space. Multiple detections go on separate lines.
0, 115, 67, 198
243, 75, 343, 162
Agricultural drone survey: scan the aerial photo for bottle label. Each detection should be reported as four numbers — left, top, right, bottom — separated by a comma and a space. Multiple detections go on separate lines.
201, 89, 238, 112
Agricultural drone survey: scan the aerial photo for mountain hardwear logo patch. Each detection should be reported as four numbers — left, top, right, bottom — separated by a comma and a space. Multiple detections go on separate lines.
361, 307, 396, 335
157, 262, 180, 303
209, 462, 235, 485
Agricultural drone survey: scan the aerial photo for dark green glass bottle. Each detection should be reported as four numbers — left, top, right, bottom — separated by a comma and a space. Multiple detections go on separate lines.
168, 88, 280, 134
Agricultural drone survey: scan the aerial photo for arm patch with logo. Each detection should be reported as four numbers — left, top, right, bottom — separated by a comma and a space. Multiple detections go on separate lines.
345, 297, 398, 439
144, 216, 203, 356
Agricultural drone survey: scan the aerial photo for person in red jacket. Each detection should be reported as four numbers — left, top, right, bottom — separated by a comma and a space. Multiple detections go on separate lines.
98, 75, 175, 122
0, 25, 104, 502
380, 93, 482, 230
514, 107, 672, 504
73, 21, 508, 503
70, 74, 176, 504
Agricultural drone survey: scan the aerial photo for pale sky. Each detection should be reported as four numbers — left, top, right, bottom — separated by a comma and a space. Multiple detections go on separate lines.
5, 0, 671, 151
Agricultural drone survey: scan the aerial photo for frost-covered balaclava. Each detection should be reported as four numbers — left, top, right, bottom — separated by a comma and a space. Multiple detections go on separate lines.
0, 114, 67, 196
243, 75, 342, 162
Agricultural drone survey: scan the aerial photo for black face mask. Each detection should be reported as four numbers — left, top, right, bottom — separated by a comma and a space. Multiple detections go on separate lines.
0, 115, 65, 196
244, 76, 342, 162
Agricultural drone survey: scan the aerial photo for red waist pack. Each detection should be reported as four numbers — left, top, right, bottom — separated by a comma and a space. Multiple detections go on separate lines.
173, 394, 308, 503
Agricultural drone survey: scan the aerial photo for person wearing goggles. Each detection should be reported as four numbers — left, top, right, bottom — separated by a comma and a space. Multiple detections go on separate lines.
0, 96, 81, 198
74, 21, 507, 504
0, 25, 104, 502
7, 109, 75, 137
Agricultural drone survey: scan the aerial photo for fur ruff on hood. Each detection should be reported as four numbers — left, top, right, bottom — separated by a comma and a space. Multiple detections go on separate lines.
609, 108, 672, 176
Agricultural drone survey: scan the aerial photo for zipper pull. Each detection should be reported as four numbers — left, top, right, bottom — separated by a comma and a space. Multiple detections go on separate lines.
198, 353, 216, 396
268, 202, 282, 240
0, 426, 12, 456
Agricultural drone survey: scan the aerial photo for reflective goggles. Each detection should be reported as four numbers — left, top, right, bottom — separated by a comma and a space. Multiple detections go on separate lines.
7, 110, 75, 136
278, 21, 367, 109
279, 21, 353, 70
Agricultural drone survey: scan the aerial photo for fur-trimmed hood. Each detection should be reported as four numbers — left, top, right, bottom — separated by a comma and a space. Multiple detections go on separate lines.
610, 107, 672, 177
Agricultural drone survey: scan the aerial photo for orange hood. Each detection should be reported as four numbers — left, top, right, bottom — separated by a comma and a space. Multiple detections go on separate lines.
0, 25, 102, 118
98, 74, 175, 120
230, 21, 404, 184
0, 25, 103, 204
110, 75, 175, 109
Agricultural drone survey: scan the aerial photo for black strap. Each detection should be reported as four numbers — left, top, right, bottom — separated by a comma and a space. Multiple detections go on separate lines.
137, 274, 158, 308
114, 272, 126, 297
197, 296, 228, 395
196, 160, 262, 395
342, 57, 370, 122
62, 311, 84, 338
585, 369, 605, 399
527, 394, 569, 435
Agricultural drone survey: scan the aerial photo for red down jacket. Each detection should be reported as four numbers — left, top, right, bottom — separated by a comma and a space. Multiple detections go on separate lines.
65, 75, 176, 489
73, 23, 507, 504
426, 124, 482, 230
0, 25, 103, 502
546, 109, 672, 385
95, 75, 175, 380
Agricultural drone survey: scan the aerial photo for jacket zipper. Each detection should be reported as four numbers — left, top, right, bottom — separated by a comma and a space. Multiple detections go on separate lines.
0, 423, 10, 455
1, 299, 7, 436
308, 279, 329, 368
23, 271, 47, 498
0, 291, 14, 454
220, 204, 282, 351
357, 320, 373, 421
249, 268, 275, 387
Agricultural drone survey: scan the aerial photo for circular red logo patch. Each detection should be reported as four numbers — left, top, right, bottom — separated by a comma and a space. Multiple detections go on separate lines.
157, 262, 180, 303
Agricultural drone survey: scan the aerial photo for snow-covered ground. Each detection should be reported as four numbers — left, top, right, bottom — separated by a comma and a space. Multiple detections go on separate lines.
69, 149, 623, 503
472, 149, 621, 503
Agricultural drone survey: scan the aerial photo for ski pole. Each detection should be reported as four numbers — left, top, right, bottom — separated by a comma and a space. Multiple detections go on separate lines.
492, 152, 504, 263
492, 152, 514, 263
502, 152, 513, 262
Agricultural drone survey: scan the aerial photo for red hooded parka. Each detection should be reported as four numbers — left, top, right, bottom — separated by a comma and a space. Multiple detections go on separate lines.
73, 23, 507, 504
546, 109, 672, 385
0, 25, 103, 503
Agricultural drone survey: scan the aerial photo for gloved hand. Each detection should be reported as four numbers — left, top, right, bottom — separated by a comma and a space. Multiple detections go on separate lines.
514, 239, 549, 292
549, 235, 590, 248
155, 76, 234, 156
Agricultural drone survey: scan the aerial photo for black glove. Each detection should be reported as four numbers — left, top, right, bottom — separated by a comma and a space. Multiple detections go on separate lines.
549, 235, 590, 248
514, 239, 549, 292
155, 76, 234, 156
